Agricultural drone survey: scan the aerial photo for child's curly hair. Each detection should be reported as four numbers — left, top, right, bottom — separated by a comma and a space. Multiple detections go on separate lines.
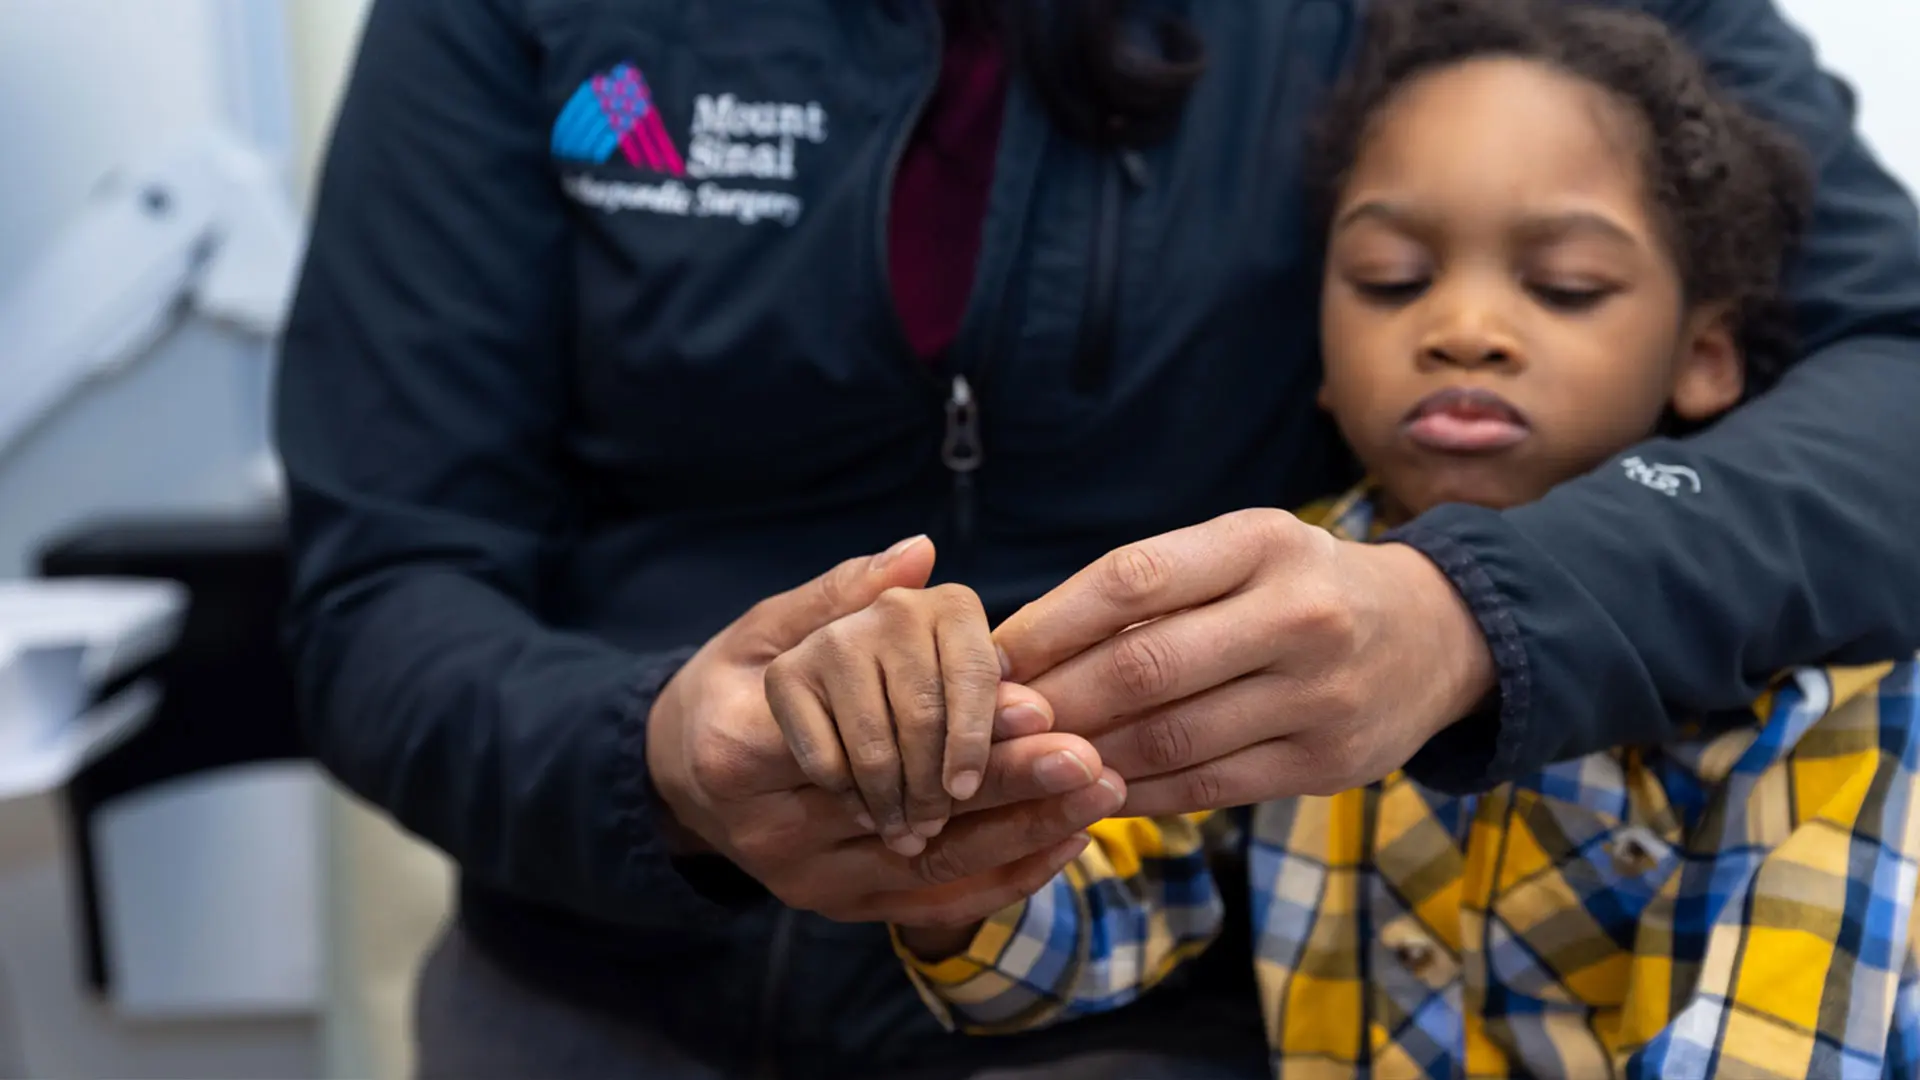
1310, 0, 1815, 395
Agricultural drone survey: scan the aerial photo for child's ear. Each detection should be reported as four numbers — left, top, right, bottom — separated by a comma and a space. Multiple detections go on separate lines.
1669, 306, 1745, 421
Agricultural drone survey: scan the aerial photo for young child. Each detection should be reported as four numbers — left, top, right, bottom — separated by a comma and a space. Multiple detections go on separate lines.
773, 0, 1920, 1074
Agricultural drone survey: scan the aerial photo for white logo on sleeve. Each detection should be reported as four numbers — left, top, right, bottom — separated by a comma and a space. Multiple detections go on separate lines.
1621, 456, 1702, 497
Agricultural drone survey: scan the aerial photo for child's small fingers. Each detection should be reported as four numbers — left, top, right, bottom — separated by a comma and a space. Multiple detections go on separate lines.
991, 683, 1055, 740
764, 659, 855, 798
819, 651, 910, 847
882, 631, 954, 843
936, 605, 1000, 803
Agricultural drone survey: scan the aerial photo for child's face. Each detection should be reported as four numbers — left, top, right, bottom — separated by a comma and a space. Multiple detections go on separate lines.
1319, 57, 1743, 522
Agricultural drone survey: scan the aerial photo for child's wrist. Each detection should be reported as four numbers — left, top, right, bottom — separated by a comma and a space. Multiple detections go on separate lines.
897, 922, 982, 962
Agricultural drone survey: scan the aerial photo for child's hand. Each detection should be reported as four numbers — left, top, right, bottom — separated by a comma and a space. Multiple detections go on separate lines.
765, 581, 1050, 858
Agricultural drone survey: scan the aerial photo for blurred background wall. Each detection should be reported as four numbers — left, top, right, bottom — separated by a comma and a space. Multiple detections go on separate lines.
287, 0, 373, 210
1775, 0, 1919, 187
0, 4, 444, 1078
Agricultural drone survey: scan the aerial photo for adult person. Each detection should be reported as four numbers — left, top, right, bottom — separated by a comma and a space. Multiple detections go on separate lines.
274, 1, 1920, 1078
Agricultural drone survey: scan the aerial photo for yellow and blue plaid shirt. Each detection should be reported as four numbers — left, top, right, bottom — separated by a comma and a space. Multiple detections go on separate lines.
897, 490, 1920, 1078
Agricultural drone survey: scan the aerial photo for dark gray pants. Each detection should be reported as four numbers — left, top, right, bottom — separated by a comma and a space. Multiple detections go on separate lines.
414, 926, 1268, 1080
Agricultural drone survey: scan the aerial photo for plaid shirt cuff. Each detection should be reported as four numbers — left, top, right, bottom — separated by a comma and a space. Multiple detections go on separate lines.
891, 871, 1094, 1035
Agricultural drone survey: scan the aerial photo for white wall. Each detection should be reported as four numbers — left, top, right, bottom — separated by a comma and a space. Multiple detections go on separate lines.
0, 2, 229, 296
0, 8, 422, 1080
1777, 0, 1920, 193
0, 0, 368, 288
286, 0, 373, 206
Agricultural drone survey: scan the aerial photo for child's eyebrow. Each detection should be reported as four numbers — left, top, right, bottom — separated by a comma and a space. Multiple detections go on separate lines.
1512, 211, 1640, 247
1332, 200, 1417, 234
1333, 200, 1641, 249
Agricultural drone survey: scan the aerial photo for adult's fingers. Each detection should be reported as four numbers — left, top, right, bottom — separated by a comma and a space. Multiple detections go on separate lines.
993, 682, 1054, 740
1086, 673, 1315, 780
1026, 590, 1290, 736
935, 595, 1001, 802
737, 536, 938, 657
836, 768, 1126, 894
731, 719, 1107, 822
993, 510, 1290, 683
1118, 738, 1359, 818
752, 731, 1107, 849
954, 731, 1106, 815
861, 833, 1092, 929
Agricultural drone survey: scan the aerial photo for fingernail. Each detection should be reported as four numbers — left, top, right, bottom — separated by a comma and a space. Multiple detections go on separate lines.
949, 770, 983, 801
996, 644, 1012, 679
890, 833, 927, 858
881, 811, 911, 842
854, 811, 876, 833
1096, 777, 1124, 810
993, 702, 1048, 740
1036, 751, 1096, 794
913, 817, 948, 839
871, 534, 928, 571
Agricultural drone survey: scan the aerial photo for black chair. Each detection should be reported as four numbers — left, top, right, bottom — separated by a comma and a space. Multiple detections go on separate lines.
35, 513, 301, 995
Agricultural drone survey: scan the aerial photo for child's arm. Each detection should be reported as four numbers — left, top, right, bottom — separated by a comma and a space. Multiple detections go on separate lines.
891, 811, 1225, 1035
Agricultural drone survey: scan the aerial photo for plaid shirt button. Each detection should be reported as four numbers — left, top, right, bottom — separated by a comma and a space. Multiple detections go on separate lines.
1609, 825, 1666, 877
1382, 922, 1437, 973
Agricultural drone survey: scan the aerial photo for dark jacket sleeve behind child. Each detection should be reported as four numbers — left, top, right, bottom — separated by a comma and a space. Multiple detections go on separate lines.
1392, 0, 1920, 792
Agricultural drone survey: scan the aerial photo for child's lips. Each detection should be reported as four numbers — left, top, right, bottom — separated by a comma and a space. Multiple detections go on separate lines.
1401, 387, 1531, 453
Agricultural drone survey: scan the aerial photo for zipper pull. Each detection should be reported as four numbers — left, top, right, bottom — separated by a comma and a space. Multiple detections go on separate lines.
940, 375, 982, 474
941, 374, 981, 547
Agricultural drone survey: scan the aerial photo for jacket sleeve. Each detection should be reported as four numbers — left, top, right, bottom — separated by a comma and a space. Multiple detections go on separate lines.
275, 0, 717, 926
894, 815, 1222, 1035
1391, 0, 1920, 792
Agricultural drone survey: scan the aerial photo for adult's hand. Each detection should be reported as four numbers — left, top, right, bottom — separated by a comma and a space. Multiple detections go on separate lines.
647, 538, 1125, 928
994, 509, 1496, 816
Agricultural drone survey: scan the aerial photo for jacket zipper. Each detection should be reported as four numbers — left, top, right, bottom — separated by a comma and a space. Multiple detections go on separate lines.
1071, 147, 1147, 392
941, 373, 983, 547
931, 116, 1034, 558
944, 144, 1142, 551
873, 10, 986, 558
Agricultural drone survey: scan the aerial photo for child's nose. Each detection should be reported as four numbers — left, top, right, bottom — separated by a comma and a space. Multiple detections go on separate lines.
1418, 300, 1524, 372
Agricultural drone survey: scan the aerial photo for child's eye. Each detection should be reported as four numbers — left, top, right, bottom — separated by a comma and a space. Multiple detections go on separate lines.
1529, 282, 1614, 312
1352, 278, 1429, 305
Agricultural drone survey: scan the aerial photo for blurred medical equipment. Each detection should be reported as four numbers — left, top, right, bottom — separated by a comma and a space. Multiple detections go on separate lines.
0, 34, 324, 1077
